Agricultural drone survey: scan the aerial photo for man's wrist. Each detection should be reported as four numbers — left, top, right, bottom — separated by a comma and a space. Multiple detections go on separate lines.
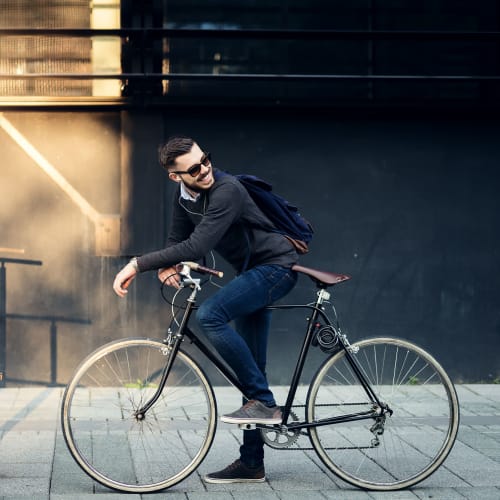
129, 257, 139, 272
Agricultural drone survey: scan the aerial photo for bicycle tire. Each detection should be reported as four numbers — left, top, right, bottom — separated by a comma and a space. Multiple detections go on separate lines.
61, 337, 217, 493
306, 337, 459, 491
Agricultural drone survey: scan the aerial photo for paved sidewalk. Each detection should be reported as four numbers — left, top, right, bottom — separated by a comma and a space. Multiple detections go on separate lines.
0, 384, 500, 499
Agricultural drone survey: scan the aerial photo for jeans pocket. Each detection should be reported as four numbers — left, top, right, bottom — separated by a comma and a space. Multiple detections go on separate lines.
267, 268, 297, 303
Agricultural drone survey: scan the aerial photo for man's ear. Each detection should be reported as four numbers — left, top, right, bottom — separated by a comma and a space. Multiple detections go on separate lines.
168, 172, 181, 183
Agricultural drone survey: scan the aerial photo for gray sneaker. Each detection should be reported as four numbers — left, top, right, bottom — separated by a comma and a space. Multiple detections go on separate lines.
221, 400, 282, 425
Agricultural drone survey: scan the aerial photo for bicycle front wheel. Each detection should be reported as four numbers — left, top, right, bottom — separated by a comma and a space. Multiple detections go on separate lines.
61, 338, 217, 493
307, 337, 459, 491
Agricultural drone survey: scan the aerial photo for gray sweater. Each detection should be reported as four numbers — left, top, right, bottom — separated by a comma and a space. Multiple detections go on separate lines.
137, 170, 298, 273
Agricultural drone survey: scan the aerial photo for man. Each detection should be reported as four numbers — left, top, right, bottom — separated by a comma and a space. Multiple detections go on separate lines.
113, 135, 298, 483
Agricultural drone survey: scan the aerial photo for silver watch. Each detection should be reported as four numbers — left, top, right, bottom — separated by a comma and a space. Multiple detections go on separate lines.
129, 257, 139, 272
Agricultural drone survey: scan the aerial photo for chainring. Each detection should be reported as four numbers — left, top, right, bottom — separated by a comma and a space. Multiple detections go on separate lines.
261, 410, 301, 449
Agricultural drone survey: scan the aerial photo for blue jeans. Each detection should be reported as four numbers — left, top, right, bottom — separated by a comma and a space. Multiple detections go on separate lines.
196, 264, 297, 466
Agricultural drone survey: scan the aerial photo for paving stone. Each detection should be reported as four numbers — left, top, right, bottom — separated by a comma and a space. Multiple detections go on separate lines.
0, 385, 499, 498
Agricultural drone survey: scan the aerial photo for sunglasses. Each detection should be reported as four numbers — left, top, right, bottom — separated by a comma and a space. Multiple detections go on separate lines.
171, 152, 211, 178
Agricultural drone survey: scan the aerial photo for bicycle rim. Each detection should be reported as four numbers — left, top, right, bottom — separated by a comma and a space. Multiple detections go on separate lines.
307, 337, 459, 490
61, 338, 217, 493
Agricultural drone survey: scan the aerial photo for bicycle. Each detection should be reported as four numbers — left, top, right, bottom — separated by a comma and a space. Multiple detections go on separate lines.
61, 261, 459, 493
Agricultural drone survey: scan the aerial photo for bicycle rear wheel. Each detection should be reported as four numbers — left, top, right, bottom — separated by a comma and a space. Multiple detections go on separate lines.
307, 337, 459, 491
61, 338, 217, 493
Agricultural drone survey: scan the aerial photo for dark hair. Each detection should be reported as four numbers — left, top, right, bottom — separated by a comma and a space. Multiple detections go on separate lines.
158, 135, 195, 170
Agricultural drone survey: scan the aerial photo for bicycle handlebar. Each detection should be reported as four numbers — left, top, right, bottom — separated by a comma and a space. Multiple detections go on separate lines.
180, 261, 224, 279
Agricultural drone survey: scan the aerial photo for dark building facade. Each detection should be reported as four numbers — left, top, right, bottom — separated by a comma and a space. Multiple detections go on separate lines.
0, 1, 499, 386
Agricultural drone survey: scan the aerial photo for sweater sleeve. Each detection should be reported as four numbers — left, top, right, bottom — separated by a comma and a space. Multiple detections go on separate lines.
137, 180, 245, 272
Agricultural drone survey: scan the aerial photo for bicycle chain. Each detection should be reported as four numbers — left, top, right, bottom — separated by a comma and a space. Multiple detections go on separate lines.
261, 404, 378, 451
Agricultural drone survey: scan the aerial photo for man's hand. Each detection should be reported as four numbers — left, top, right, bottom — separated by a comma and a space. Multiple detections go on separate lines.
158, 266, 181, 289
113, 262, 138, 297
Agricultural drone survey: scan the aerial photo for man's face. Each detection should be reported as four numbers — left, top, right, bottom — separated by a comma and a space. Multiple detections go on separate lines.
168, 142, 214, 191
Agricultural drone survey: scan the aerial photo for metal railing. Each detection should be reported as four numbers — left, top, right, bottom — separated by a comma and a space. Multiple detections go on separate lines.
0, 257, 90, 387
0, 27, 499, 107
5, 313, 91, 387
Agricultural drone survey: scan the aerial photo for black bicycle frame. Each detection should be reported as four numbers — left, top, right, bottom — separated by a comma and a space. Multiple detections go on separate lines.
136, 283, 385, 429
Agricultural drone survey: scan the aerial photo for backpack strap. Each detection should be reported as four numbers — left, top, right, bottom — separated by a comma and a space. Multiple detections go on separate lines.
283, 235, 309, 254
214, 169, 253, 272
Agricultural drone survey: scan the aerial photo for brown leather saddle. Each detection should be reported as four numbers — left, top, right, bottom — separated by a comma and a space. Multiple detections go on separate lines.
292, 264, 351, 288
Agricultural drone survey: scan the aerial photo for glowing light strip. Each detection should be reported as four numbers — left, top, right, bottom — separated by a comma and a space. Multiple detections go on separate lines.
0, 113, 100, 223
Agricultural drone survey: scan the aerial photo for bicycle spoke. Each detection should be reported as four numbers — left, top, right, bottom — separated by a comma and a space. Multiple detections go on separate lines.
61, 339, 216, 493
307, 337, 459, 491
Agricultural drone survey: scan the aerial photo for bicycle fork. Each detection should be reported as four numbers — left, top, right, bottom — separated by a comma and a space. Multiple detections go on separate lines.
134, 281, 200, 421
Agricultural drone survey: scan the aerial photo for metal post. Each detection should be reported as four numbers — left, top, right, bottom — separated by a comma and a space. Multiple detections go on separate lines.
0, 262, 6, 386
0, 257, 42, 386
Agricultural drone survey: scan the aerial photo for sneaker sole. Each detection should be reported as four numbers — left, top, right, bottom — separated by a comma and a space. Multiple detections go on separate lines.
204, 475, 266, 484
220, 416, 282, 425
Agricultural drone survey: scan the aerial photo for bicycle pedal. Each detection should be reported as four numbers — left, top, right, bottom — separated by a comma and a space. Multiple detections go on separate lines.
238, 423, 257, 430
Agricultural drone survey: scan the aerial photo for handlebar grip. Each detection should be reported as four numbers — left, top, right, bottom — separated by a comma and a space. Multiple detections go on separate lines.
182, 261, 224, 278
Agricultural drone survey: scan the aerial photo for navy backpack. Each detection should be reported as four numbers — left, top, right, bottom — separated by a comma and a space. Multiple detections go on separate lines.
233, 173, 314, 254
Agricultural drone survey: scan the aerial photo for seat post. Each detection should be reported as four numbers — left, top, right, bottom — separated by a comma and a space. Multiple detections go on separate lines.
281, 286, 330, 424
316, 288, 331, 305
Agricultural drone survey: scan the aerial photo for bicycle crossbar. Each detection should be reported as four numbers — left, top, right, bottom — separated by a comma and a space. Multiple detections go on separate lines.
137, 277, 384, 431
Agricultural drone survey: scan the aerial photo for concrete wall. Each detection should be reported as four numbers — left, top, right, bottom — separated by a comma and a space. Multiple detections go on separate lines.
1, 108, 498, 386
